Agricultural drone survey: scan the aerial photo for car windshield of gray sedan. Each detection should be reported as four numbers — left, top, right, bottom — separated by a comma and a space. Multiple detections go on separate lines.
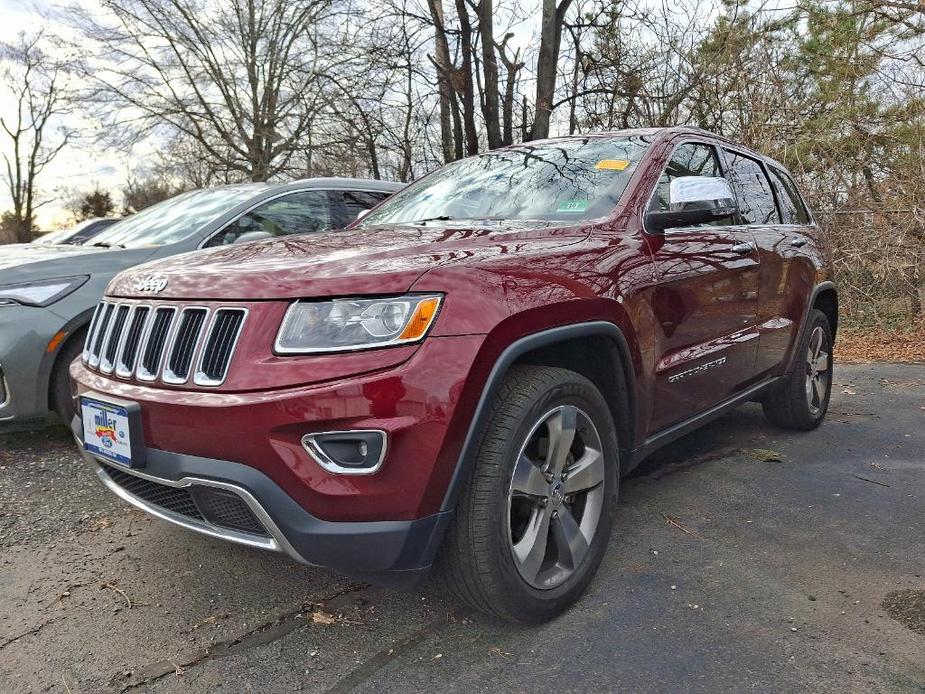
88, 184, 268, 249
358, 137, 650, 226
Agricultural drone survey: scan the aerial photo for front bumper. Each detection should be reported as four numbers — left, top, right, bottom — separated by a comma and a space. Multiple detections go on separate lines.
73, 417, 451, 588
70, 334, 486, 522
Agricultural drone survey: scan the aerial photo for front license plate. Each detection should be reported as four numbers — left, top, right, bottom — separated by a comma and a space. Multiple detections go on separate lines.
81, 395, 145, 468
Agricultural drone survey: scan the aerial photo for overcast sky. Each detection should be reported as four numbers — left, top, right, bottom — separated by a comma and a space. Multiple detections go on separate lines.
0, 0, 128, 229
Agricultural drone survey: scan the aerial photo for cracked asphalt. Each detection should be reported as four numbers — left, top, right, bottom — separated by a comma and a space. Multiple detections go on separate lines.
1, 362, 924, 693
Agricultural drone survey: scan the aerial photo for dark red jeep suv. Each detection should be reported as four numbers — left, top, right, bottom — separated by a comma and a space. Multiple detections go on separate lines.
70, 127, 837, 622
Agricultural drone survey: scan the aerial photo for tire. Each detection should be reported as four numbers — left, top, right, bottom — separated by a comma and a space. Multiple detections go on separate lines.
438, 365, 619, 623
50, 329, 86, 428
762, 308, 833, 430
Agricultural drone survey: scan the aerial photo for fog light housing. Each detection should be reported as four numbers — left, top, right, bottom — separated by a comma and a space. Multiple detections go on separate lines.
301, 430, 387, 475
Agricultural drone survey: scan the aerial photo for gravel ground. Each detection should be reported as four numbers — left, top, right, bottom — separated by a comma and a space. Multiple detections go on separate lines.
1, 362, 924, 693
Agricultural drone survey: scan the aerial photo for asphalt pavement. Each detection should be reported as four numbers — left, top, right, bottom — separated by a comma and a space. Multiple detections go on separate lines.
1, 363, 924, 693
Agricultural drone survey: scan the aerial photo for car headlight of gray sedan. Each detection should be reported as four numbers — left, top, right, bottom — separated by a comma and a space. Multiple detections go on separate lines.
0, 276, 89, 307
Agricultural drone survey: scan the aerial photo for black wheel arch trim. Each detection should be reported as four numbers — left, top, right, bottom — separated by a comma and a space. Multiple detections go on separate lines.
439, 320, 637, 515
785, 281, 838, 375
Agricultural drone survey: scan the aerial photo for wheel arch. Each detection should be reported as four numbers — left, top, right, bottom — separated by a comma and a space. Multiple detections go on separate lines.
438, 321, 638, 514
784, 280, 838, 375
43, 311, 93, 412
813, 286, 839, 341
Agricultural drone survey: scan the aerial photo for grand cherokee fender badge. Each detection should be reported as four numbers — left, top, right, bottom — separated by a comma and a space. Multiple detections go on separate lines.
133, 275, 168, 294
668, 356, 727, 384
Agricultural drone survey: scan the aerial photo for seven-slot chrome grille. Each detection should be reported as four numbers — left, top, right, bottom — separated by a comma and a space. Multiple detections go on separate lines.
82, 300, 247, 387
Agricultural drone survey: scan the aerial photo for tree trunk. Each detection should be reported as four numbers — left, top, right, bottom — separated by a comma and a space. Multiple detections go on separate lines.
476, 0, 502, 149
453, 0, 480, 155
496, 37, 523, 146
528, 0, 573, 141
426, 0, 456, 162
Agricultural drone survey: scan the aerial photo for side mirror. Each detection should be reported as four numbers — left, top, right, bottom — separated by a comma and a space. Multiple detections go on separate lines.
646, 176, 737, 233
356, 208, 371, 220
233, 230, 273, 244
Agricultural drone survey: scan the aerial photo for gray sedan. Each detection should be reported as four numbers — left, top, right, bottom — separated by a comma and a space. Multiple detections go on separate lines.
0, 177, 402, 431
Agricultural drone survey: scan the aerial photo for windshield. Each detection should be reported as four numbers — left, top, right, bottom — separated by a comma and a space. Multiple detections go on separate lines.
358, 136, 650, 227
90, 184, 268, 249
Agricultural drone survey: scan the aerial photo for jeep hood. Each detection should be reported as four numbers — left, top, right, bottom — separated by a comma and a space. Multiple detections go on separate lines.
0, 243, 159, 285
107, 223, 590, 300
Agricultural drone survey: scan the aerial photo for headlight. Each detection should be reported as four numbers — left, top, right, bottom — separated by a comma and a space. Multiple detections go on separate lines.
0, 276, 89, 307
275, 294, 442, 354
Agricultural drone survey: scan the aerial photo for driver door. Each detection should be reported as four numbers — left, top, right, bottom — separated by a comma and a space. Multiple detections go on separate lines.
643, 141, 760, 432
205, 190, 334, 247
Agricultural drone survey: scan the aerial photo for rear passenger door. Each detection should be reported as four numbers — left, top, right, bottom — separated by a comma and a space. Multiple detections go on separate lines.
644, 141, 761, 432
724, 151, 816, 376
760, 165, 817, 374
330, 190, 393, 228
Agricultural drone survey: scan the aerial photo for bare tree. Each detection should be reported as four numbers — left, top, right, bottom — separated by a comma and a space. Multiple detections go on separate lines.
528, 0, 573, 140
71, 0, 337, 182
0, 31, 71, 243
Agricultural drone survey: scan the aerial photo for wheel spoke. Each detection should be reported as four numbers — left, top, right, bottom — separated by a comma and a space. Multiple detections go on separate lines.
810, 328, 823, 361
544, 406, 577, 476
512, 505, 553, 583
512, 454, 549, 498
551, 507, 590, 570
563, 447, 604, 494
813, 351, 829, 373
811, 375, 822, 405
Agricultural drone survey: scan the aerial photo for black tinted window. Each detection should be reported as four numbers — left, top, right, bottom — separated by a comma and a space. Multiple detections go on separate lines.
649, 143, 731, 226
337, 190, 391, 227
768, 167, 810, 224
725, 151, 780, 225
650, 143, 722, 212
207, 190, 332, 247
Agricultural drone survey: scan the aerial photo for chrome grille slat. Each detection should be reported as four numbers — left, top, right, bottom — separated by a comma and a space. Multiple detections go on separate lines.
88, 303, 115, 368
82, 302, 105, 362
87, 301, 246, 387
163, 307, 208, 384
116, 306, 150, 378
100, 304, 130, 374
194, 309, 247, 386
137, 307, 177, 381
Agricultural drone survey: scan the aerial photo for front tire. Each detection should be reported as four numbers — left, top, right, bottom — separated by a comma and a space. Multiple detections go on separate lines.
762, 308, 833, 430
439, 365, 619, 623
51, 330, 86, 427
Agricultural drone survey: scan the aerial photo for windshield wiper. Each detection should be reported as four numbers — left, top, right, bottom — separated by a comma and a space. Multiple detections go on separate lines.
91, 241, 126, 248
412, 215, 454, 225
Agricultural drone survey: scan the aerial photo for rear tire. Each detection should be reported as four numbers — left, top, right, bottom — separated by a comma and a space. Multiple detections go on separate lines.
438, 365, 619, 623
51, 330, 86, 428
762, 309, 833, 430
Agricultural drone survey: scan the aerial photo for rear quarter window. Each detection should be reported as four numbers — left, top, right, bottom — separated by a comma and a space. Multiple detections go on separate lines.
768, 167, 811, 224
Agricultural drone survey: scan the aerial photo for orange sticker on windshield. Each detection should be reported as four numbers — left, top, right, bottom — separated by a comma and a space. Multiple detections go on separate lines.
595, 159, 631, 171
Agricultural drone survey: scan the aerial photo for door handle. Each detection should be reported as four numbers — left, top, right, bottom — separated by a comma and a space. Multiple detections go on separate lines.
790, 237, 807, 248
731, 242, 755, 255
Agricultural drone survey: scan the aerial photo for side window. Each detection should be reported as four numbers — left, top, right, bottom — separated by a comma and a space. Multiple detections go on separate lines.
768, 167, 810, 224
650, 143, 722, 212
207, 191, 332, 247
649, 143, 732, 227
724, 151, 780, 225
335, 190, 391, 228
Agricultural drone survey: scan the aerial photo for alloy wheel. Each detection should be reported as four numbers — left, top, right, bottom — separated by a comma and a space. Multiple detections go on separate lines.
507, 405, 606, 590
805, 326, 831, 416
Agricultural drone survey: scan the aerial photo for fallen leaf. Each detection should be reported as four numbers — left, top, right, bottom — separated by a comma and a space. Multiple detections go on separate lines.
310, 611, 336, 625
745, 448, 783, 463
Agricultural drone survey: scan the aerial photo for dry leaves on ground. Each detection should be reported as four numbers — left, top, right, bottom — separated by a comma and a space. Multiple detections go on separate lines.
835, 323, 925, 364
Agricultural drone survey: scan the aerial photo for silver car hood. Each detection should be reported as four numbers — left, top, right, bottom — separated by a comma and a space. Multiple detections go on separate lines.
0, 244, 159, 284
